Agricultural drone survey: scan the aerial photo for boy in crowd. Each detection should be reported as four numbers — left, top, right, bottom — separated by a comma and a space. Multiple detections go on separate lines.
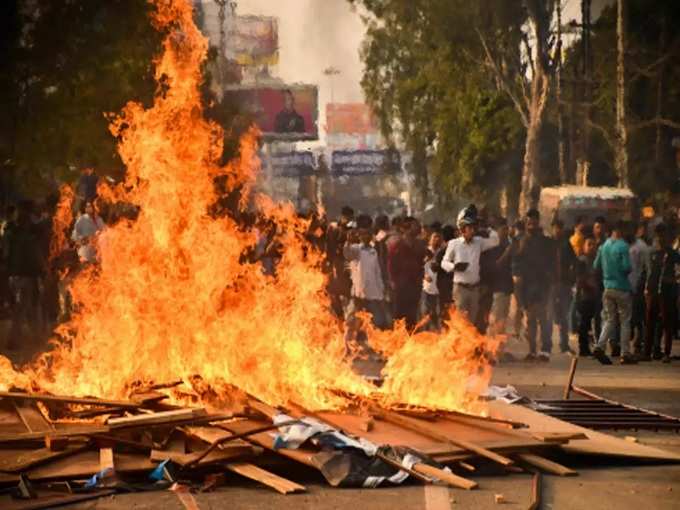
421, 236, 442, 331
574, 237, 601, 356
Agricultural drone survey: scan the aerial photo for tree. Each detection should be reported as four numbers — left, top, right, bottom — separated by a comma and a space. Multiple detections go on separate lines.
0, 1, 163, 200
350, 0, 526, 213
564, 0, 680, 199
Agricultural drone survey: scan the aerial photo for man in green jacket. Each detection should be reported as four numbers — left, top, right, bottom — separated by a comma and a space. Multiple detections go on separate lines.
592, 221, 634, 365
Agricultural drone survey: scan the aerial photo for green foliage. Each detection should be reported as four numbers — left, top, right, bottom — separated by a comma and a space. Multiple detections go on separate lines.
0, 0, 163, 199
351, 0, 526, 208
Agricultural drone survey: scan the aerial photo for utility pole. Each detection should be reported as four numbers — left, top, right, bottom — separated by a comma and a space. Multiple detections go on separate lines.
615, 0, 629, 188
323, 67, 341, 104
580, 0, 592, 186
214, 0, 228, 88
556, 1, 566, 184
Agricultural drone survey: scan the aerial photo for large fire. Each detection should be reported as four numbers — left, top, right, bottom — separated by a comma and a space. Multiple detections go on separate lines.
0, 0, 499, 413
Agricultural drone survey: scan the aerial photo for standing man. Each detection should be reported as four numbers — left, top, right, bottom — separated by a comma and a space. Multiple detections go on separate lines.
487, 218, 514, 338
343, 226, 388, 332
593, 216, 608, 248
387, 217, 428, 329
628, 223, 650, 355
643, 224, 680, 363
441, 206, 499, 325
592, 221, 634, 365
512, 209, 555, 361
551, 219, 578, 354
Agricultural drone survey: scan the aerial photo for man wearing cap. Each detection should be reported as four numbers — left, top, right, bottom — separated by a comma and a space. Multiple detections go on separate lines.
441, 205, 499, 325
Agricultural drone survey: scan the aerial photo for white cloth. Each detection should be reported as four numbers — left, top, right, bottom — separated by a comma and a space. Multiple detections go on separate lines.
343, 243, 385, 301
628, 238, 650, 290
423, 260, 438, 295
72, 214, 105, 263
441, 230, 499, 284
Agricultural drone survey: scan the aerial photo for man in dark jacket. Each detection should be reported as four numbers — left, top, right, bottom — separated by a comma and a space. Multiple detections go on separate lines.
643, 223, 680, 362
512, 209, 556, 361
574, 237, 601, 356
551, 219, 578, 354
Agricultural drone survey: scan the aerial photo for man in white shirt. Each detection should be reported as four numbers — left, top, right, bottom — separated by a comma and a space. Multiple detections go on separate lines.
441, 208, 499, 324
343, 227, 388, 348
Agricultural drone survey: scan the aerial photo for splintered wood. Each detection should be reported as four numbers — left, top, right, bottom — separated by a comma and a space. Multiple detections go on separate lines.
1, 387, 678, 508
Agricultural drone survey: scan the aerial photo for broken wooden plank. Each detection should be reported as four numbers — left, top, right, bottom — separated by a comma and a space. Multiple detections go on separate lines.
7, 489, 116, 510
107, 409, 204, 429
564, 356, 579, 399
44, 435, 69, 451
515, 453, 577, 476
530, 432, 587, 444
225, 462, 306, 494
12, 401, 54, 434
373, 408, 515, 467
183, 420, 296, 468
99, 447, 115, 472
0, 391, 146, 410
0, 425, 110, 447
529, 472, 542, 510
0, 445, 87, 473
150, 445, 254, 467
412, 463, 477, 490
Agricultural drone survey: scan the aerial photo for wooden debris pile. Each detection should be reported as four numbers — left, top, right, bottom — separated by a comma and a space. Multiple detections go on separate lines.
0, 386, 678, 509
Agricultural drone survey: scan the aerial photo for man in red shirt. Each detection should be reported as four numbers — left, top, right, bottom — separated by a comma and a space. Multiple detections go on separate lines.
388, 217, 428, 329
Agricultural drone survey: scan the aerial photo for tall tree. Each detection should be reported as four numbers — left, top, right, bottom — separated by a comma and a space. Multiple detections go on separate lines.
350, 0, 527, 213
0, 0, 162, 199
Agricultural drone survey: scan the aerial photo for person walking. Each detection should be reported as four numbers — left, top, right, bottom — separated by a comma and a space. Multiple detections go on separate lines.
643, 224, 680, 363
487, 218, 514, 338
512, 209, 555, 362
420, 245, 441, 331
592, 221, 634, 365
72, 201, 105, 264
441, 206, 499, 325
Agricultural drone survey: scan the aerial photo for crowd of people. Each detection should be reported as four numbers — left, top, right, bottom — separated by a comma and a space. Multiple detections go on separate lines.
2, 168, 680, 368
323, 205, 680, 365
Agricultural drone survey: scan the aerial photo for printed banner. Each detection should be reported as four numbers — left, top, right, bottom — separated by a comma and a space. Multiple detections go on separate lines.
268, 151, 315, 177
331, 150, 401, 176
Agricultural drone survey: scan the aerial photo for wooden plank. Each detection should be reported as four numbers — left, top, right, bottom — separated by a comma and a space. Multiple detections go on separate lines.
0, 445, 87, 473
45, 435, 69, 451
0, 391, 147, 410
515, 453, 577, 476
529, 472, 542, 510
99, 447, 115, 472
6, 489, 116, 510
564, 356, 579, 399
225, 462, 306, 494
0, 425, 110, 447
107, 409, 204, 429
373, 409, 515, 467
488, 401, 680, 462
149, 446, 254, 467
12, 401, 54, 433
530, 432, 587, 444
412, 463, 477, 490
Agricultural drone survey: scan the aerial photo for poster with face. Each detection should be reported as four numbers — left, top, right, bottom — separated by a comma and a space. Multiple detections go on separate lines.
223, 85, 319, 141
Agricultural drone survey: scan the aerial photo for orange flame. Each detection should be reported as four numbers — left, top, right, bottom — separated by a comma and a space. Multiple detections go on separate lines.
0, 0, 500, 413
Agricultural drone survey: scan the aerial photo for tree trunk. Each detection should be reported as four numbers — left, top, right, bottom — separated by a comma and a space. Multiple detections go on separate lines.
615, 0, 629, 188
654, 18, 667, 166
556, 1, 566, 183
519, 71, 550, 215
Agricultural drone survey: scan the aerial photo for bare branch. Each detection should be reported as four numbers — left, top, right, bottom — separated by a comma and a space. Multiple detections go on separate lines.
476, 28, 529, 127
630, 117, 680, 133
521, 31, 536, 76
587, 119, 615, 150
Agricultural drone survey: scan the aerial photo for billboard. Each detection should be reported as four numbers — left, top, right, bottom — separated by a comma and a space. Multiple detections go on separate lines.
227, 15, 279, 66
224, 85, 319, 141
331, 150, 401, 176
326, 103, 378, 135
268, 151, 315, 177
